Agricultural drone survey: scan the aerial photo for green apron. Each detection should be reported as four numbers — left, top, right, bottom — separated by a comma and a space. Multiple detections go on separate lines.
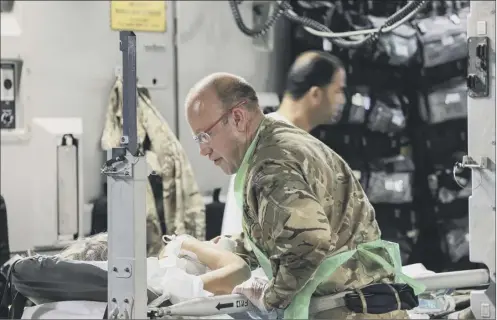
233, 122, 425, 319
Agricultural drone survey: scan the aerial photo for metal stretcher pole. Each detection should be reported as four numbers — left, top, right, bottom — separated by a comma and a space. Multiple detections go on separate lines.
415, 269, 490, 292
103, 31, 148, 319
152, 269, 492, 317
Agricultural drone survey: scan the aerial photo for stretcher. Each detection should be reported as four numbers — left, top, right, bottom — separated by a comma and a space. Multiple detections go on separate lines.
0, 254, 490, 319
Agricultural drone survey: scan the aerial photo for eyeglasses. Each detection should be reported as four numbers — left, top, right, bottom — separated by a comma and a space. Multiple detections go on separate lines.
193, 100, 247, 144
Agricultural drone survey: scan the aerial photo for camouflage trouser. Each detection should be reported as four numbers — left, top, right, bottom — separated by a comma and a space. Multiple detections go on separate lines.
313, 307, 409, 319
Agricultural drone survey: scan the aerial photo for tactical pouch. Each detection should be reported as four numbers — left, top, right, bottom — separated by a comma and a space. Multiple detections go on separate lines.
366, 155, 415, 204
343, 87, 372, 125
367, 16, 419, 67
345, 283, 419, 314
346, 11, 418, 67
418, 77, 467, 125
414, 14, 467, 68
367, 92, 407, 134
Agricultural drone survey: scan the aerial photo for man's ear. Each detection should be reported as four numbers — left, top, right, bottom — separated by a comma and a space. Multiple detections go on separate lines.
308, 86, 322, 101
231, 108, 247, 131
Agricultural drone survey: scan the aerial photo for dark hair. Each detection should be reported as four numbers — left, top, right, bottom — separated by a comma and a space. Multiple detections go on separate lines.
212, 76, 259, 111
285, 51, 344, 100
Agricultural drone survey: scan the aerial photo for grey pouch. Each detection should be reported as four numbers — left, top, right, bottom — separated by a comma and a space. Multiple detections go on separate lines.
367, 92, 406, 134
419, 77, 467, 125
346, 87, 371, 124
367, 155, 415, 204
368, 16, 419, 67
415, 14, 467, 68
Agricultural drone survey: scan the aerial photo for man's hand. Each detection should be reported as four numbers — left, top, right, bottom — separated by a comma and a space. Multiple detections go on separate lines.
232, 277, 272, 314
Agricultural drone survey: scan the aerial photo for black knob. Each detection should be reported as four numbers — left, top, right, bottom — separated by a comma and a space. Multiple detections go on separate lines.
3, 79, 12, 90
1, 112, 13, 125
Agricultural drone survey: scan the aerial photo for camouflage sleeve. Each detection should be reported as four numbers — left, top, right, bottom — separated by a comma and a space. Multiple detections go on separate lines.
251, 163, 333, 310
229, 232, 259, 269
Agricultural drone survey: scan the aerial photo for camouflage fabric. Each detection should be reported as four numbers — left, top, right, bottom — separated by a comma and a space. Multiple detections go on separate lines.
225, 232, 259, 269
101, 78, 206, 256
241, 117, 395, 310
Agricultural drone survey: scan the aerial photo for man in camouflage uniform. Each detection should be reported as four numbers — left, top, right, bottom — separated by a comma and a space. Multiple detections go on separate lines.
102, 77, 206, 256
222, 50, 350, 272
185, 72, 411, 319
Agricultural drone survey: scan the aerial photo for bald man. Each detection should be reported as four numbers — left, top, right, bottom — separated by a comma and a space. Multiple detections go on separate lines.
184, 72, 421, 319
222, 51, 347, 236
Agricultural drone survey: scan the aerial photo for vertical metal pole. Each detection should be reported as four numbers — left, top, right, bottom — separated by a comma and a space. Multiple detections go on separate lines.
466, 1, 496, 318
120, 31, 138, 155
106, 31, 147, 319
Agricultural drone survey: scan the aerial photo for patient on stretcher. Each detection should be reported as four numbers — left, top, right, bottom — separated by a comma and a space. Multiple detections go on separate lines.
57, 233, 251, 298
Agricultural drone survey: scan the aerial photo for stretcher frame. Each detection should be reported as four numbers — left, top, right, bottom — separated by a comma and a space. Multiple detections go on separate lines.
102, 2, 496, 319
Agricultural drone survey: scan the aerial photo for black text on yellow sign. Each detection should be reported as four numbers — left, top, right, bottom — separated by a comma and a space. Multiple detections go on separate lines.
110, 1, 167, 33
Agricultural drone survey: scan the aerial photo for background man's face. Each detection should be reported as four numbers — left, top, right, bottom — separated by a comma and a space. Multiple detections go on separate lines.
320, 68, 347, 122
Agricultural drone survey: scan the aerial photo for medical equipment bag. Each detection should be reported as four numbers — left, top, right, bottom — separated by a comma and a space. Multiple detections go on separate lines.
342, 86, 371, 125
413, 12, 467, 68
417, 76, 467, 125
350, 14, 419, 67
367, 91, 407, 134
366, 155, 415, 204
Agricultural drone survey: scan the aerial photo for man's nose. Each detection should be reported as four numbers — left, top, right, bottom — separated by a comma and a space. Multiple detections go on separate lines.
199, 143, 211, 157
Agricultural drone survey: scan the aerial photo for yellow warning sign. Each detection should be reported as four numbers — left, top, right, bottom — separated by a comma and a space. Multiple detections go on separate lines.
110, 1, 166, 33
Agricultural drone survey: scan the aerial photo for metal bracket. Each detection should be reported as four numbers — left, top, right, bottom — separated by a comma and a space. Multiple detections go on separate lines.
108, 297, 134, 319
111, 259, 132, 278
101, 147, 133, 178
119, 297, 134, 319
467, 36, 490, 98
457, 155, 489, 170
